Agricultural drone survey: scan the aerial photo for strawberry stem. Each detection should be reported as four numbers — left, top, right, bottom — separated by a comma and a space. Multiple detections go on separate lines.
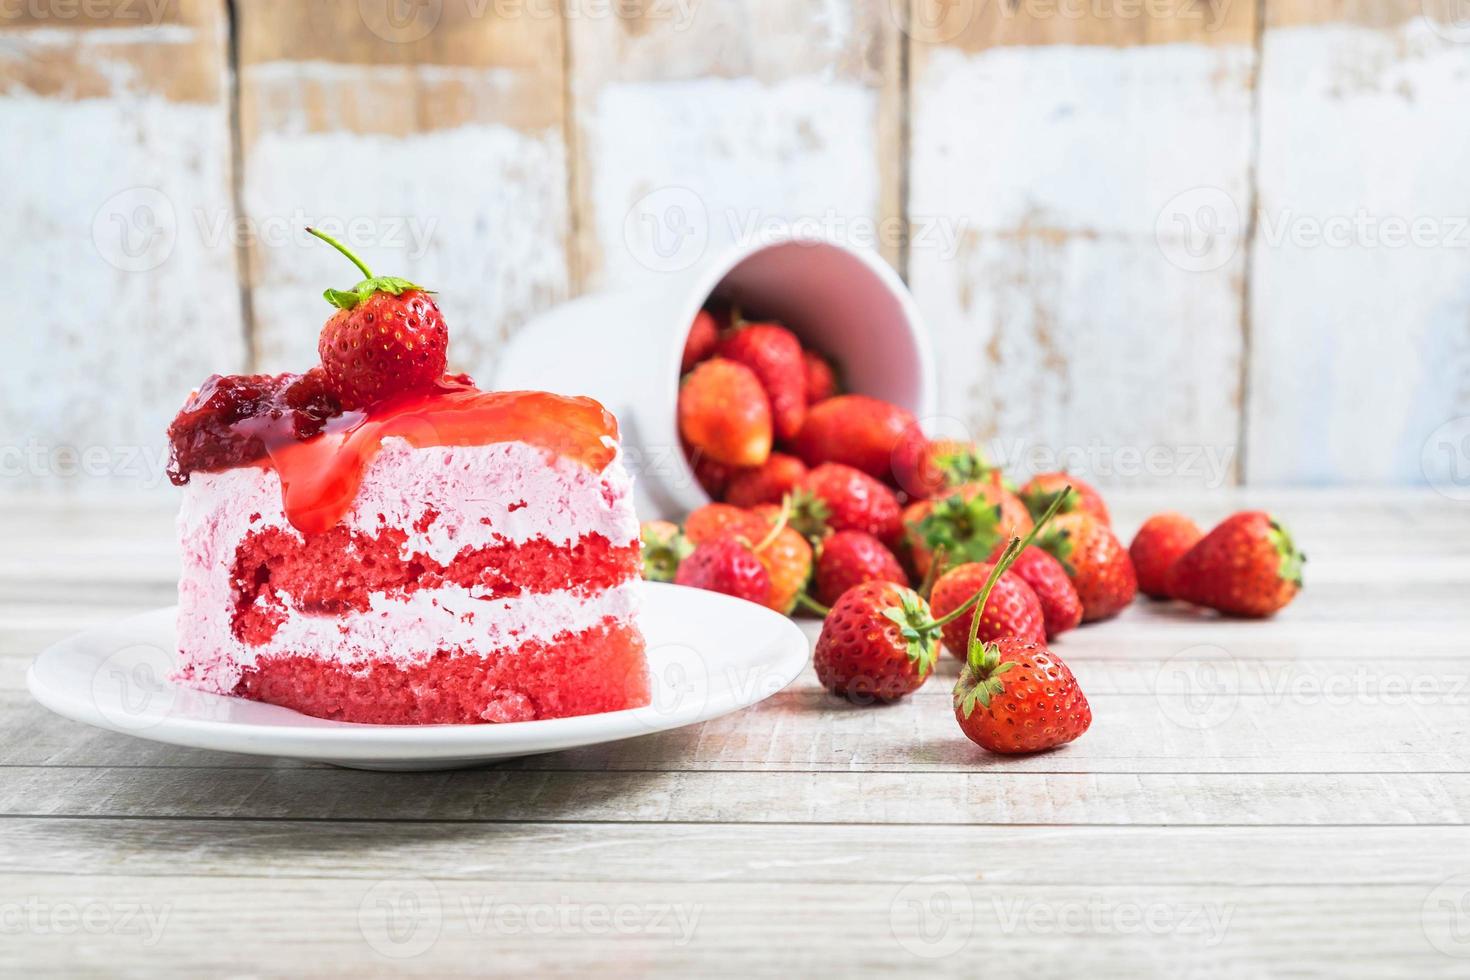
306, 226, 373, 280
924, 486, 1071, 632
752, 495, 793, 553
917, 545, 946, 600
795, 593, 831, 617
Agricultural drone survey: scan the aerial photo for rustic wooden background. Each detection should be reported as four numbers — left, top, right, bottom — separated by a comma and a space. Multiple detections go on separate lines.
3, 0, 1469, 493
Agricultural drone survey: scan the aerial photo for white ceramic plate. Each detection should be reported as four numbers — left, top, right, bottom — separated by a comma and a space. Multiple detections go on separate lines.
26, 582, 809, 770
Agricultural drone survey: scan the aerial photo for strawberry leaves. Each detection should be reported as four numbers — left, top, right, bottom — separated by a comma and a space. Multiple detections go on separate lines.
307, 227, 432, 311
915, 491, 1004, 565
881, 587, 939, 678
323, 276, 431, 311
1268, 517, 1306, 587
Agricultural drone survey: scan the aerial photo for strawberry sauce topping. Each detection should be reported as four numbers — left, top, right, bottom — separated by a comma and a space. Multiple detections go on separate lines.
168, 375, 620, 536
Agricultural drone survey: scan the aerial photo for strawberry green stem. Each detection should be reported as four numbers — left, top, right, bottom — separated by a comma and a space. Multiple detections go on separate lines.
961, 487, 1071, 670
916, 545, 946, 601
795, 593, 831, 617
923, 485, 1071, 633
752, 495, 793, 554
306, 226, 373, 280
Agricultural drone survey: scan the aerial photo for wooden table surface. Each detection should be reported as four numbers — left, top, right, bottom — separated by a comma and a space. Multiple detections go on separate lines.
3, 489, 1469, 977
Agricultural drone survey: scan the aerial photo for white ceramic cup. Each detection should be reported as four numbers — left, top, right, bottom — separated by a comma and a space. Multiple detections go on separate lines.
492, 236, 936, 518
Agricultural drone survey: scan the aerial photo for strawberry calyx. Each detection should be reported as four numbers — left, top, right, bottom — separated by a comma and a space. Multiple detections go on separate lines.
786, 488, 832, 543
1021, 483, 1080, 522
933, 446, 996, 490
879, 587, 941, 678
1037, 525, 1076, 577
953, 489, 1070, 718
1267, 516, 1306, 587
915, 491, 1004, 564
307, 227, 433, 311
641, 521, 693, 583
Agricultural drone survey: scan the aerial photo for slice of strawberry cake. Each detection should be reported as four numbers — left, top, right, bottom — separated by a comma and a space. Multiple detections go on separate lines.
165, 229, 649, 725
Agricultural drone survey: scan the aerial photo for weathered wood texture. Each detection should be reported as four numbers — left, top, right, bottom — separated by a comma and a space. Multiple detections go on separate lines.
235, 0, 573, 380
0, 0, 243, 493
1247, 0, 1470, 485
905, 0, 1258, 490
565, 0, 905, 289
3, 490, 1470, 975
2, 1, 1468, 493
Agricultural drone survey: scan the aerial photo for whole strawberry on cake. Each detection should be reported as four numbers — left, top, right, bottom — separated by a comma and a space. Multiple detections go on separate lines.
166, 229, 649, 725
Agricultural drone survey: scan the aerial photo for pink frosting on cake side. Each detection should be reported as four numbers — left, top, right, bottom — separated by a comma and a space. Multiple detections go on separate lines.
175, 439, 641, 695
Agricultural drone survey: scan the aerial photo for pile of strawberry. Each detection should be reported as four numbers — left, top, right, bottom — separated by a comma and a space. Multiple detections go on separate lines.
656, 306, 1308, 754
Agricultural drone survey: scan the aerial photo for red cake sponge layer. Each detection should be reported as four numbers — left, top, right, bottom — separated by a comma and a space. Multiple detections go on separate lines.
230, 524, 639, 646
233, 619, 650, 724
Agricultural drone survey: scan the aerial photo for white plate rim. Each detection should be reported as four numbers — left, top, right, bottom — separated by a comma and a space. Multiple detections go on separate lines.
26, 581, 810, 765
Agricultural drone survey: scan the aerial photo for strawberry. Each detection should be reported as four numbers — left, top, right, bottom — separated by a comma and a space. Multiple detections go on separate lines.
681, 309, 719, 374
792, 395, 915, 480
948, 519, 1092, 753
1020, 472, 1110, 526
930, 562, 1046, 655
954, 634, 1091, 755
905, 481, 1033, 579
674, 536, 770, 605
684, 503, 766, 546
678, 358, 772, 467
308, 228, 447, 409
725, 453, 808, 508
803, 349, 839, 404
891, 432, 1000, 500
640, 520, 692, 583
813, 530, 909, 607
1168, 511, 1304, 618
749, 506, 813, 615
1129, 512, 1203, 599
1039, 512, 1137, 623
986, 543, 1083, 639
682, 439, 737, 499
717, 322, 806, 442
797, 463, 903, 548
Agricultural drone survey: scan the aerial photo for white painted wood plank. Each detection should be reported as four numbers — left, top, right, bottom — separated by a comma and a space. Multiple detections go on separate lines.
1248, 4, 1470, 485
4, 766, 1469, 824
5, 819, 1467, 888
567, 0, 903, 287
235, 1, 571, 380
0, 5, 244, 496
0, 874, 1461, 978
906, 3, 1259, 489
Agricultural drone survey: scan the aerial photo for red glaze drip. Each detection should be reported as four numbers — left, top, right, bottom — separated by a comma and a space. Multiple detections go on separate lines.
256, 381, 619, 536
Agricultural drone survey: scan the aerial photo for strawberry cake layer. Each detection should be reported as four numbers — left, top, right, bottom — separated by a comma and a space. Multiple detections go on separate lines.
174, 435, 650, 725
